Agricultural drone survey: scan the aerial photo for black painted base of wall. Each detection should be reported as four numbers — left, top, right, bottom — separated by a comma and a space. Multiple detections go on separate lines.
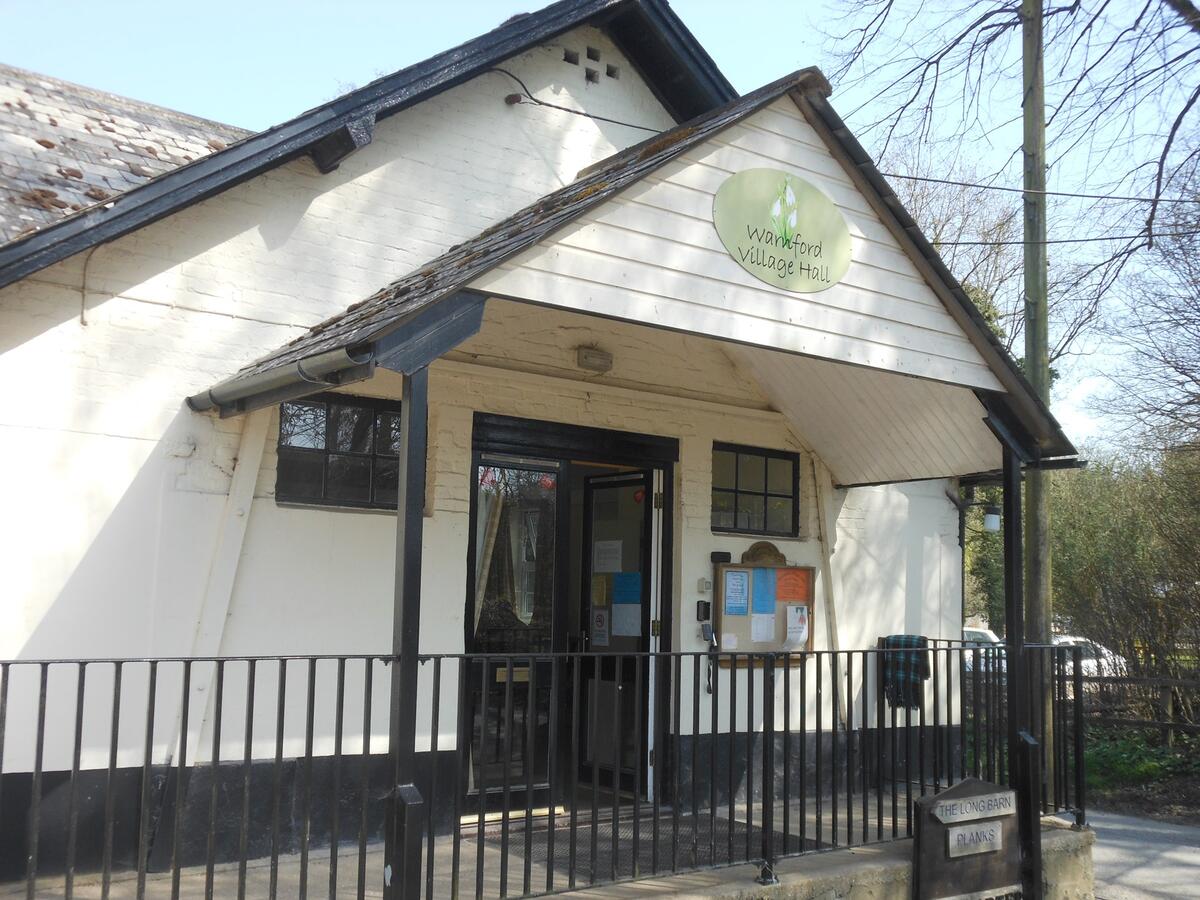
0, 750, 457, 882
673, 726, 964, 810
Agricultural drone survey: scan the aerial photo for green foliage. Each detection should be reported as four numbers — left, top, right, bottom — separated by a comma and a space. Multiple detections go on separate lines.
963, 282, 1004, 339
963, 485, 1005, 633
1086, 728, 1199, 791
1049, 449, 1200, 672
961, 446, 1200, 663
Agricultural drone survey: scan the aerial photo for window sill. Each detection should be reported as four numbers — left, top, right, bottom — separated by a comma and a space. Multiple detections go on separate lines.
275, 498, 398, 516
711, 528, 806, 541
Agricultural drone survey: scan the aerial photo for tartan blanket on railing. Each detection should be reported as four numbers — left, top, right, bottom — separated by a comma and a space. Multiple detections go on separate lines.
881, 634, 930, 709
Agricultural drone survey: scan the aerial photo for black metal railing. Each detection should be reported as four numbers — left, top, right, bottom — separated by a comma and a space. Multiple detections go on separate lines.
0, 645, 1085, 898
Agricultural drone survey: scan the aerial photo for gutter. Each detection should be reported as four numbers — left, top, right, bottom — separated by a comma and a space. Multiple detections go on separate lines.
186, 346, 375, 417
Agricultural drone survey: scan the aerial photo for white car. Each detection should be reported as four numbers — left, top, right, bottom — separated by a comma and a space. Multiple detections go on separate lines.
1051, 635, 1127, 677
964, 627, 1001, 647
962, 627, 1006, 672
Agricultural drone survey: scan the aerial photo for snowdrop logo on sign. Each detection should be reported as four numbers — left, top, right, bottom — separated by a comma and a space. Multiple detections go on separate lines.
712, 168, 851, 292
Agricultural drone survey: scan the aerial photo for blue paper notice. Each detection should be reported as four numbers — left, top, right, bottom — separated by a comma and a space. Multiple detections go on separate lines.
752, 569, 777, 614
612, 572, 642, 604
724, 569, 750, 616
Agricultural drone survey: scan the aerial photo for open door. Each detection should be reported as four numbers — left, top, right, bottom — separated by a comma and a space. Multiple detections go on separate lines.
579, 471, 652, 795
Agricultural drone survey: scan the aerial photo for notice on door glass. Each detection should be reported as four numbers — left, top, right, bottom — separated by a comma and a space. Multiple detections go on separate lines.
592, 608, 610, 647
612, 572, 641, 603
591, 575, 609, 608
612, 604, 641, 637
593, 540, 623, 573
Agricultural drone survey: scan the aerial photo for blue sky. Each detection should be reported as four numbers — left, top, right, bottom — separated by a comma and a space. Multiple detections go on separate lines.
0, 1, 831, 131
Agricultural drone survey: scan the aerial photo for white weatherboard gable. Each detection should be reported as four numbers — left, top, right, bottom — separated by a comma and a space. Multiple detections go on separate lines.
471, 96, 1004, 393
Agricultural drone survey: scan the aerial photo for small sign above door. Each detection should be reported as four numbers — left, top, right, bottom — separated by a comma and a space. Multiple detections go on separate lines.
712, 168, 851, 293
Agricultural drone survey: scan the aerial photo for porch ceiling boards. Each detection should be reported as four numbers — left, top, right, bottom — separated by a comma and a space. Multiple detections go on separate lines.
730, 346, 1000, 487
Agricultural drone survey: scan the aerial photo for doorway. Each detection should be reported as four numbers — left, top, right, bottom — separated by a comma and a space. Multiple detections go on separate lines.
577, 470, 651, 797
463, 415, 676, 815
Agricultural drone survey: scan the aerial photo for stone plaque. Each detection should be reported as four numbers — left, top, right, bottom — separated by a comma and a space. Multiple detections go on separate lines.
933, 791, 1017, 825
947, 821, 1004, 858
912, 778, 1021, 900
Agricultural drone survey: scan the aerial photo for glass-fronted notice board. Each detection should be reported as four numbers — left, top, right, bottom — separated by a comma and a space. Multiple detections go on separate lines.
714, 558, 815, 664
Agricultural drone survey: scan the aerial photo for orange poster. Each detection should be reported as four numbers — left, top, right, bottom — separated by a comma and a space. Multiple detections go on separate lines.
775, 567, 812, 602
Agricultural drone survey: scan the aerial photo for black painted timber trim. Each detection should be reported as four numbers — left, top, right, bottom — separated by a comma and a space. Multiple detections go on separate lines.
373, 291, 487, 375
0, 0, 735, 291
473, 412, 679, 465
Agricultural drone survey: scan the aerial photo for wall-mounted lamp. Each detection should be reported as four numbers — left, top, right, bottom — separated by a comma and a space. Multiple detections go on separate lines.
947, 488, 1002, 533
576, 346, 613, 373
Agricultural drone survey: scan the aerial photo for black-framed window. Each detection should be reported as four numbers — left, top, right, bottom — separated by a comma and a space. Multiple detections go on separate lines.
276, 393, 402, 509
711, 443, 799, 536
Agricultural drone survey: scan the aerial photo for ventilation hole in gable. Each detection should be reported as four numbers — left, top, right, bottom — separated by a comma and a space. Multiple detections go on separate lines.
586, 46, 601, 61
563, 48, 579, 65
606, 64, 620, 80
585, 67, 599, 84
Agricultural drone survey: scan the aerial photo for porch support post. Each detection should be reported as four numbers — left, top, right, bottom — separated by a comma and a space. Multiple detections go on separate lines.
384, 365, 429, 900
1002, 445, 1039, 896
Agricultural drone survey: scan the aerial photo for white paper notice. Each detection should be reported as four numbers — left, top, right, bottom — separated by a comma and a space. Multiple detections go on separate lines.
591, 608, 610, 647
592, 540, 623, 573
612, 603, 641, 637
751, 613, 775, 643
721, 632, 738, 650
785, 605, 809, 648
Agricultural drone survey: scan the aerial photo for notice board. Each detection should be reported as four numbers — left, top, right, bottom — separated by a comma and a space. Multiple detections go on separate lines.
713, 543, 814, 663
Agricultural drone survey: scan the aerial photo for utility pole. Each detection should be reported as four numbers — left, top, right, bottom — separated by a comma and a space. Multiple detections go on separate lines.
1021, 0, 1050, 645
1021, 0, 1053, 792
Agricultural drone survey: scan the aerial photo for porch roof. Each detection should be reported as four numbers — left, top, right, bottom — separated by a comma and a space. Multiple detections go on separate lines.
186, 68, 1076, 477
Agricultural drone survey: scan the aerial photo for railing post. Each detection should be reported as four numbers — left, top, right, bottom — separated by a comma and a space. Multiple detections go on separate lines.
1001, 445, 1043, 895
1017, 731, 1044, 899
1071, 645, 1086, 829
757, 654, 779, 885
385, 365, 429, 900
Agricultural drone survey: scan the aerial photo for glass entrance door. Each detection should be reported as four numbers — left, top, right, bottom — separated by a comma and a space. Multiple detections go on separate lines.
469, 459, 559, 801
579, 472, 652, 794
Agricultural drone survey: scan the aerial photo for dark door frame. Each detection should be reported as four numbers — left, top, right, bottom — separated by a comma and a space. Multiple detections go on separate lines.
465, 413, 677, 657
462, 414, 677, 812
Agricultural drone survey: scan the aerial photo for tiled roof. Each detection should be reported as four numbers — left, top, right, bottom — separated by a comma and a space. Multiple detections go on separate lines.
0, 64, 249, 244
232, 68, 832, 379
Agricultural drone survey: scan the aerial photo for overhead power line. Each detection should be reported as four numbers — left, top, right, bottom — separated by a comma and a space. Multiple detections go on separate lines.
878, 171, 1200, 205
937, 230, 1199, 246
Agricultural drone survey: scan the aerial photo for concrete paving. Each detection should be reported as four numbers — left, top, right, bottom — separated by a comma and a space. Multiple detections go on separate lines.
1085, 810, 1200, 900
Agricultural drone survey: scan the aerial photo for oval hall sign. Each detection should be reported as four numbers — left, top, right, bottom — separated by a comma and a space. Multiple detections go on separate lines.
712, 168, 851, 293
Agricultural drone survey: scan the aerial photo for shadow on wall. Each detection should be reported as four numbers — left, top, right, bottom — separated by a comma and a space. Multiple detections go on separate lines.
832, 483, 960, 648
